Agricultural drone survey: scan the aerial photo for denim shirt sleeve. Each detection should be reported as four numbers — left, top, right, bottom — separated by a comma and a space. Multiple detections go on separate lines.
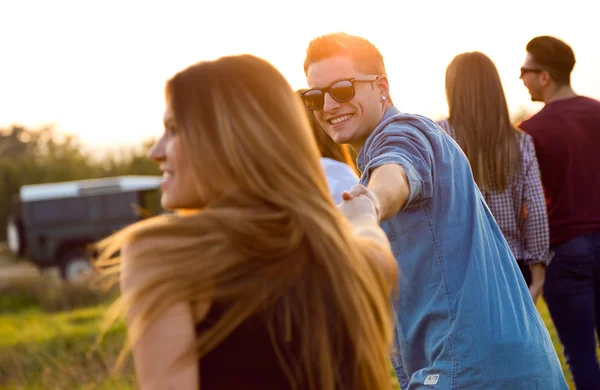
363, 121, 434, 209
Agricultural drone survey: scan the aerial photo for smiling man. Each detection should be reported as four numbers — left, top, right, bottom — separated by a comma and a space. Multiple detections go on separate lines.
302, 33, 567, 389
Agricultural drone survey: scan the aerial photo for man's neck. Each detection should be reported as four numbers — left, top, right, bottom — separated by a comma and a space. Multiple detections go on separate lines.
350, 103, 394, 152
545, 85, 577, 104
350, 139, 367, 153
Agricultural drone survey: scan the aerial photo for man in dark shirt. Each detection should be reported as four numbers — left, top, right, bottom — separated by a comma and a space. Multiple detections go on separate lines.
519, 35, 600, 390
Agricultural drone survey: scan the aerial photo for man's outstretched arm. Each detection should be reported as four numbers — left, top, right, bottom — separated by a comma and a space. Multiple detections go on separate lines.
343, 163, 410, 221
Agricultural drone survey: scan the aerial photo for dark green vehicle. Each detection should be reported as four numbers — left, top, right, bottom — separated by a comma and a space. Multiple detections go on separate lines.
7, 176, 162, 282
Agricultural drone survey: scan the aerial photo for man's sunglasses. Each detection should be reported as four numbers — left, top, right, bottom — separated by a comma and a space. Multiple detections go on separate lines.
300, 75, 380, 111
520, 67, 543, 78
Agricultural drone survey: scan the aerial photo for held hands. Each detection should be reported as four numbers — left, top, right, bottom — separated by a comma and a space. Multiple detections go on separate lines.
338, 184, 382, 223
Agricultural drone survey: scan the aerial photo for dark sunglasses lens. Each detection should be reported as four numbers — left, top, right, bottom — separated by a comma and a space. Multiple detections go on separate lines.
302, 90, 324, 110
330, 80, 354, 101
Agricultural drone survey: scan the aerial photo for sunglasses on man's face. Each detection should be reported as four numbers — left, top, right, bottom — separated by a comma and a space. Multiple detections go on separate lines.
300, 75, 380, 111
520, 67, 543, 78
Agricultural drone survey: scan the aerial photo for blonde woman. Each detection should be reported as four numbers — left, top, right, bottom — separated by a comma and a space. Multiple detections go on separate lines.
438, 51, 553, 303
95, 55, 397, 390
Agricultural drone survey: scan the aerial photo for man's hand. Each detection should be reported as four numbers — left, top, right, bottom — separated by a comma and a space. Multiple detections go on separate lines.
341, 184, 382, 221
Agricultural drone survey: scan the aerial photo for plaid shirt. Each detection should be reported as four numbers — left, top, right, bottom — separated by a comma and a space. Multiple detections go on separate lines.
438, 120, 553, 266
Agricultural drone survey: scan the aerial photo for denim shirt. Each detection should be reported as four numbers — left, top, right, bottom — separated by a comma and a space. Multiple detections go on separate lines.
357, 107, 567, 389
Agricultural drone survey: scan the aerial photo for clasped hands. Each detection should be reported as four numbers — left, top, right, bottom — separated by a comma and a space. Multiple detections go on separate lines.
337, 184, 382, 223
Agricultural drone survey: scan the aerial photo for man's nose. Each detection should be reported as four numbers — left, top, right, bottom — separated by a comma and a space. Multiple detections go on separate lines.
322, 92, 340, 112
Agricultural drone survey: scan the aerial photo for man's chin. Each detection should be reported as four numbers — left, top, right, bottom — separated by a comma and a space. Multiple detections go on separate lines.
529, 93, 543, 103
329, 130, 353, 145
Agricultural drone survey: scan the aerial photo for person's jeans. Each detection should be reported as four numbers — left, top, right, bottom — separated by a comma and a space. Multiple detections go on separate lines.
544, 232, 600, 390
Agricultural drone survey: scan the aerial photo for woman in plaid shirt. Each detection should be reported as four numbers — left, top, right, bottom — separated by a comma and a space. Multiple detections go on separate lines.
438, 51, 553, 304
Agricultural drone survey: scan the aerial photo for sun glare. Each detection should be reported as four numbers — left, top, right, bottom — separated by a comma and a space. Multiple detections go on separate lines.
1, 0, 599, 153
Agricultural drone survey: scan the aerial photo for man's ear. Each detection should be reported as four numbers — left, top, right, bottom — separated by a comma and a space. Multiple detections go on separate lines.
540, 70, 553, 87
376, 75, 390, 99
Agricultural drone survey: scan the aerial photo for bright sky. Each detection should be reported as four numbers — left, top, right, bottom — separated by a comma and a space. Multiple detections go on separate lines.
2, 0, 599, 155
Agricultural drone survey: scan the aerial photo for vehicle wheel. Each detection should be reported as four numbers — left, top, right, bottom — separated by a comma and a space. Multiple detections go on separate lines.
60, 250, 94, 283
7, 218, 26, 257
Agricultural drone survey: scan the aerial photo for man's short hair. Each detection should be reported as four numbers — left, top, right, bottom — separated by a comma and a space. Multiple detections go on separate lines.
526, 36, 576, 86
304, 33, 387, 76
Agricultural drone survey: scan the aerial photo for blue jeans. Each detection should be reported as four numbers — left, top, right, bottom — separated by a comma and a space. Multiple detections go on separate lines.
544, 232, 600, 390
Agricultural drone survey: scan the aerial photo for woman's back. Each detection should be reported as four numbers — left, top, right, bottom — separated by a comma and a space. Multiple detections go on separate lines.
197, 301, 294, 389
438, 119, 552, 264
197, 296, 355, 389
194, 230, 365, 389
442, 51, 552, 274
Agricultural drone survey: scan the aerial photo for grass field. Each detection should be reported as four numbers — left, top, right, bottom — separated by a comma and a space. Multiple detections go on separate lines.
0, 274, 575, 389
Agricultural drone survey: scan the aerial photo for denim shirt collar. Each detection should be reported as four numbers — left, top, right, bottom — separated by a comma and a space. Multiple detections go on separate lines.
356, 106, 402, 173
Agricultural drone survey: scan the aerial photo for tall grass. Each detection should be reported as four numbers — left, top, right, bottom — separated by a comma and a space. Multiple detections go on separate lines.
1, 306, 134, 389
0, 276, 132, 389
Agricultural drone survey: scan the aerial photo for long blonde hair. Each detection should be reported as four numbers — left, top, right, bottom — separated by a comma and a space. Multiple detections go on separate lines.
445, 51, 520, 192
96, 55, 394, 390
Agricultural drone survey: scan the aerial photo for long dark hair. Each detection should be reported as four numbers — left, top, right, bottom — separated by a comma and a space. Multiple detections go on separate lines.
445, 51, 520, 191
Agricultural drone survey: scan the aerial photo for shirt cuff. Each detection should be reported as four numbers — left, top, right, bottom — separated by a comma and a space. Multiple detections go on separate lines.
522, 250, 555, 266
366, 153, 423, 210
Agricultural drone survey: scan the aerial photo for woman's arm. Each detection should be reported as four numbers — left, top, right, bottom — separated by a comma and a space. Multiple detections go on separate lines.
121, 242, 208, 390
337, 195, 397, 289
528, 263, 546, 304
521, 136, 552, 303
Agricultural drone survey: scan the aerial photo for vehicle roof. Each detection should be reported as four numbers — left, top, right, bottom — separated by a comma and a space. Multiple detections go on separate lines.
19, 175, 162, 202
